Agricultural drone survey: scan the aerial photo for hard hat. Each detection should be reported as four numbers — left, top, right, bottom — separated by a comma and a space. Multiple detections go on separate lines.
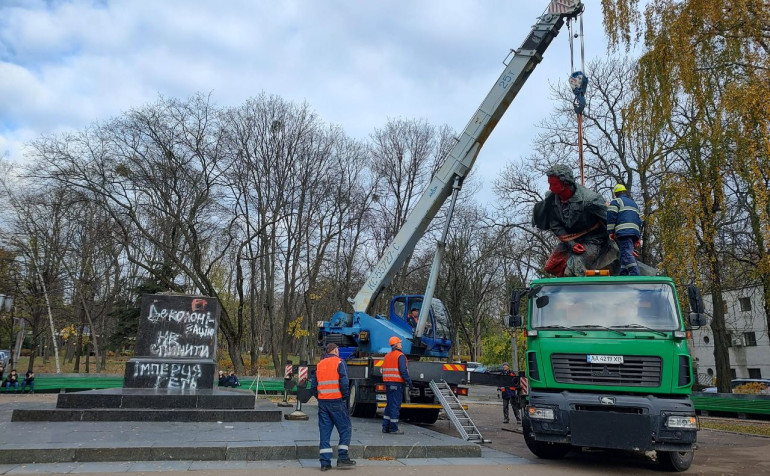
389, 336, 402, 346
613, 184, 627, 194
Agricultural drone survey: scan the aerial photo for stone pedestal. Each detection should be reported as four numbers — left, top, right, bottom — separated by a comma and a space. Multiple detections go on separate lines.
123, 359, 216, 389
124, 294, 219, 390
13, 294, 281, 422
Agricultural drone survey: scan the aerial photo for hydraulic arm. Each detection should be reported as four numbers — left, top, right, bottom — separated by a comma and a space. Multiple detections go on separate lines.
351, 1, 584, 317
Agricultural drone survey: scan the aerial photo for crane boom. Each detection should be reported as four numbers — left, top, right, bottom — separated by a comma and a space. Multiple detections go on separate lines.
353, 1, 584, 315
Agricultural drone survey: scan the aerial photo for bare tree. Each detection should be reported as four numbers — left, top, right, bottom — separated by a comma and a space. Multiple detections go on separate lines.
27, 94, 244, 370
441, 204, 507, 360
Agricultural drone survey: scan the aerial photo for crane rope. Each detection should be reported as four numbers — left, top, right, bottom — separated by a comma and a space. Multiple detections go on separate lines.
567, 12, 587, 185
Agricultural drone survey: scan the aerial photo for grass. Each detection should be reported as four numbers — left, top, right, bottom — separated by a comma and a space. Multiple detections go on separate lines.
701, 419, 770, 437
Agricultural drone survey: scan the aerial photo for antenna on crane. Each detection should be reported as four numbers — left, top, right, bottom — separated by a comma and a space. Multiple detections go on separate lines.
567, 8, 587, 186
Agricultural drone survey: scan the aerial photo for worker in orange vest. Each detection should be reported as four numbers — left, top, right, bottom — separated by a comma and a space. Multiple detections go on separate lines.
382, 336, 412, 434
311, 343, 356, 471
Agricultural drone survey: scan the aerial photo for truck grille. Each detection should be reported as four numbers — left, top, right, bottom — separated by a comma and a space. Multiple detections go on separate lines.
551, 353, 662, 387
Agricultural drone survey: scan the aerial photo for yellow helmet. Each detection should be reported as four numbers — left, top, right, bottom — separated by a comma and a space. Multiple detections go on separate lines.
613, 184, 627, 194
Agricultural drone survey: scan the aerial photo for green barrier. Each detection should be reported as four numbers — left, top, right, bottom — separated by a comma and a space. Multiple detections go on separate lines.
692, 392, 770, 417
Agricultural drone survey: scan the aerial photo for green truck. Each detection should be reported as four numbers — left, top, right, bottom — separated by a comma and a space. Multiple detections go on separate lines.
509, 275, 707, 472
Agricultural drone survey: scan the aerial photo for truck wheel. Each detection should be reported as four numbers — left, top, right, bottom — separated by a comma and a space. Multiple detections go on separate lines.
348, 380, 377, 418
658, 450, 694, 472
522, 417, 570, 459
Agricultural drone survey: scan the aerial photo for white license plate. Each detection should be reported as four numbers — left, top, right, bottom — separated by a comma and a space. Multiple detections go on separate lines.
376, 394, 387, 401
587, 354, 624, 364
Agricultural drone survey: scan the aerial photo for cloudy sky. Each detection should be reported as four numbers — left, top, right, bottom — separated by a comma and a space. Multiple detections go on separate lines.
0, 0, 609, 203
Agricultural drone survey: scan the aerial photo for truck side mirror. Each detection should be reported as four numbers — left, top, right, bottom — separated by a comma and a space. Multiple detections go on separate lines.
507, 314, 522, 327
689, 312, 707, 328
508, 288, 528, 328
687, 284, 705, 313
687, 284, 707, 329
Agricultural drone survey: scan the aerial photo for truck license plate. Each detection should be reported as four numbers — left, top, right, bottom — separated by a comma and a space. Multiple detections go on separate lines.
587, 354, 624, 364
376, 394, 387, 401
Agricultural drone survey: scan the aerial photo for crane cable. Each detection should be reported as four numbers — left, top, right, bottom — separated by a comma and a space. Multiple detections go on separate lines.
567, 12, 587, 186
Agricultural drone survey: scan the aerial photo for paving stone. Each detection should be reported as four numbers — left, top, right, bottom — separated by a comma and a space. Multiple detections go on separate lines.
225, 442, 297, 461
127, 460, 193, 472
5, 462, 78, 473
68, 461, 134, 473
0, 400, 481, 465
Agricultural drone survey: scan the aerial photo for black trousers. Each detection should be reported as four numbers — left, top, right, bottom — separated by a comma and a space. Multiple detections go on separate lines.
502, 395, 521, 422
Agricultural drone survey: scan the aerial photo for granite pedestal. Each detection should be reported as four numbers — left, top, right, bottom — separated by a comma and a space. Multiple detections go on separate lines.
12, 294, 282, 422
12, 388, 282, 422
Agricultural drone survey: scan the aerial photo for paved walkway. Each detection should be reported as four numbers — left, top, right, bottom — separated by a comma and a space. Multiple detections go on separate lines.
0, 447, 525, 474
0, 394, 527, 473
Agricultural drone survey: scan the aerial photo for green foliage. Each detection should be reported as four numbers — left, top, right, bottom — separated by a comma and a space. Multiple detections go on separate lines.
479, 326, 527, 371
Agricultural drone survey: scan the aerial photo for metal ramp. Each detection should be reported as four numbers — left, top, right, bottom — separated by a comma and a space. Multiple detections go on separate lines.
429, 380, 487, 443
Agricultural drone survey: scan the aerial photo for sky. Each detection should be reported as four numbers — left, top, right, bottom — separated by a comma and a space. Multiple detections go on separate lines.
0, 0, 610, 205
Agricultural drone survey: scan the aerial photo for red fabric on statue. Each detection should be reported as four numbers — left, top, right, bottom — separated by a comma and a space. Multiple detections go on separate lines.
544, 248, 568, 277
547, 176, 573, 201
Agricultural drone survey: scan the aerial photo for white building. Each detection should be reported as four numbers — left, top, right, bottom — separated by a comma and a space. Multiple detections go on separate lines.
690, 285, 770, 385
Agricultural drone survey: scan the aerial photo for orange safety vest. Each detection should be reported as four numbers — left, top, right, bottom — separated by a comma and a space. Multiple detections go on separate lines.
316, 356, 343, 400
382, 350, 407, 383
498, 371, 517, 392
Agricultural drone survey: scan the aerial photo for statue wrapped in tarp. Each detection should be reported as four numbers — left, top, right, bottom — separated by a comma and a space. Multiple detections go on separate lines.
533, 165, 659, 277
532, 165, 614, 277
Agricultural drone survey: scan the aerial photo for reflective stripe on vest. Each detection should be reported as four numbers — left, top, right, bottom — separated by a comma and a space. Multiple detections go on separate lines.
382, 350, 406, 383
316, 356, 343, 399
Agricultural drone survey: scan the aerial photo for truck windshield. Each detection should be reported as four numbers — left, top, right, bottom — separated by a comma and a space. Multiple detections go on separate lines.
531, 283, 680, 331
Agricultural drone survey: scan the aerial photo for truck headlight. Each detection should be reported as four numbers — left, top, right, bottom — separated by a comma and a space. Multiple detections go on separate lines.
527, 406, 555, 420
666, 415, 697, 429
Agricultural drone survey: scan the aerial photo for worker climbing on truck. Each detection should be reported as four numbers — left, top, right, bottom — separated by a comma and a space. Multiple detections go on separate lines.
532, 164, 610, 277
607, 184, 642, 276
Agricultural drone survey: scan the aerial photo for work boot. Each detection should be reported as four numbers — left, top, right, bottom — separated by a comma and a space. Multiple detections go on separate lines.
503, 419, 509, 424
388, 429, 404, 435
320, 465, 331, 471
337, 459, 356, 468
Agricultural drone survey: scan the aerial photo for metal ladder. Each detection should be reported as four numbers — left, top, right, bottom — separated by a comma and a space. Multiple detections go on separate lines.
429, 380, 486, 443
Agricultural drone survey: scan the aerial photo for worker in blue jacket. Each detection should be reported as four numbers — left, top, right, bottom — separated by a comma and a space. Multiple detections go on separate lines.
607, 184, 642, 276
311, 343, 356, 471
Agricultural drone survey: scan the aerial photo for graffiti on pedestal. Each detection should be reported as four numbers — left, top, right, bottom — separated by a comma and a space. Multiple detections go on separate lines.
125, 294, 220, 390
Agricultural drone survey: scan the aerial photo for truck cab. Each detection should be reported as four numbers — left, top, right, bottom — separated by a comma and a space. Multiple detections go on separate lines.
389, 295, 453, 357
320, 295, 453, 359
511, 275, 706, 471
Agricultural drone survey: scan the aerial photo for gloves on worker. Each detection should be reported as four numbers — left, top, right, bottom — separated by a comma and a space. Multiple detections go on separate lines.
609, 233, 615, 241
634, 239, 642, 248
572, 243, 586, 254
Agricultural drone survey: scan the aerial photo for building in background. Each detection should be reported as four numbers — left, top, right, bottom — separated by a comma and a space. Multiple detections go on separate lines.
690, 285, 769, 386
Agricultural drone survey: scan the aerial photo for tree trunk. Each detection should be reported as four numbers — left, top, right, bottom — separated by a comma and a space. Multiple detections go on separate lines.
73, 327, 82, 372
704, 239, 731, 393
